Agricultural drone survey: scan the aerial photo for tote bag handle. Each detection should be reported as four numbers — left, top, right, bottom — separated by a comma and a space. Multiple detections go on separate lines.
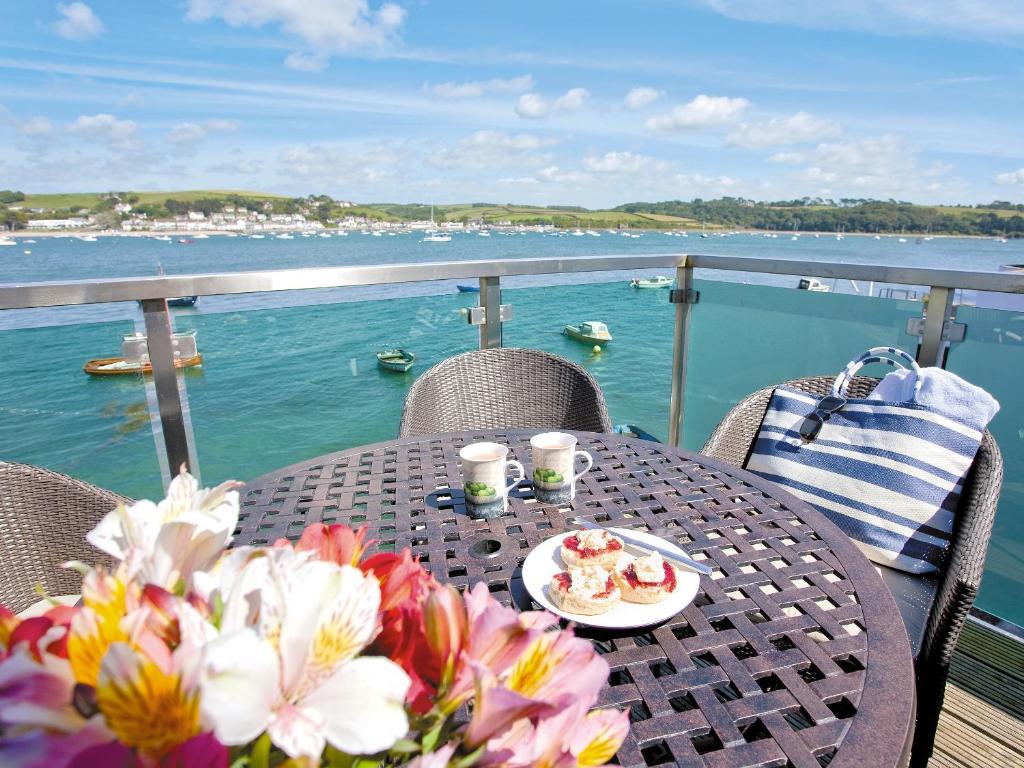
831, 346, 921, 400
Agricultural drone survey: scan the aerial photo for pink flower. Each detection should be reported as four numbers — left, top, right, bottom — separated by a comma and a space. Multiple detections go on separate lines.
462, 664, 554, 749
281, 523, 372, 567
407, 743, 457, 768
443, 583, 557, 710
66, 731, 228, 768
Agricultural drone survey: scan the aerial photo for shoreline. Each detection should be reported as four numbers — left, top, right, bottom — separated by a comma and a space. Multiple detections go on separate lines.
1, 228, 1014, 241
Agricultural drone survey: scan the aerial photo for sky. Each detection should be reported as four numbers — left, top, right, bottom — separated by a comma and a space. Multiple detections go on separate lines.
1, 0, 1023, 208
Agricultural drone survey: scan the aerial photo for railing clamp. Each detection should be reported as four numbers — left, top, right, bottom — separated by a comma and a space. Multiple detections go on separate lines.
467, 304, 513, 325
669, 288, 700, 305
905, 317, 967, 343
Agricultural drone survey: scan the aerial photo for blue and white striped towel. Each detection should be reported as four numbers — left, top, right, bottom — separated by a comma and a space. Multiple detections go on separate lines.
747, 348, 985, 574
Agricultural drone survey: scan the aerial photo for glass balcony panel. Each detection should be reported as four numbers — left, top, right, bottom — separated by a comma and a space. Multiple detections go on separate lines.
178, 291, 479, 487
945, 303, 1024, 626
0, 314, 164, 500
502, 281, 674, 440
682, 280, 922, 450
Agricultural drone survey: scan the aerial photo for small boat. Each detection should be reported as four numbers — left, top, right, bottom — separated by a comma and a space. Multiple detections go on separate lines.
318, 233, 332, 238
478, 231, 491, 237
276, 233, 293, 240
377, 348, 415, 372
457, 284, 480, 293
84, 331, 202, 376
797, 278, 831, 292
154, 235, 172, 242
193, 233, 209, 239
629, 275, 673, 289
0, 239, 15, 247
178, 238, 194, 244
423, 233, 452, 242
563, 321, 612, 345
168, 295, 199, 307
250, 234, 265, 239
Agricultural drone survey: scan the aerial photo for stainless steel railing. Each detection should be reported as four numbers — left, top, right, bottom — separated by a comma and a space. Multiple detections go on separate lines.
2, 253, 1022, 482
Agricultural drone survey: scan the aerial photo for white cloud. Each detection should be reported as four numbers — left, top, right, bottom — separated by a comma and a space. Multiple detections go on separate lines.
18, 117, 54, 136
624, 87, 664, 109
67, 113, 137, 147
516, 93, 549, 119
553, 87, 589, 112
726, 111, 842, 148
696, 1, 1024, 42
776, 135, 959, 198
583, 151, 668, 174
536, 165, 590, 184
646, 95, 750, 131
516, 87, 589, 119
209, 157, 263, 174
996, 168, 1024, 185
426, 75, 533, 99
168, 119, 238, 144
278, 142, 405, 185
186, 0, 406, 60
428, 130, 556, 169
285, 52, 329, 72
54, 2, 105, 41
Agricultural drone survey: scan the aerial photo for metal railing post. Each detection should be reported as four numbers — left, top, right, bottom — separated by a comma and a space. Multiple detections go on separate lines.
668, 260, 695, 446
918, 286, 955, 367
478, 275, 502, 349
140, 299, 194, 478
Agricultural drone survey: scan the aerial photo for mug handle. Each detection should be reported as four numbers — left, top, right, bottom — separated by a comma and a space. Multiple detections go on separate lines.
504, 460, 525, 498
572, 450, 593, 484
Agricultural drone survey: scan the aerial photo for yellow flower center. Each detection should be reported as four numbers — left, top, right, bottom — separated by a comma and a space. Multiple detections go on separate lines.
506, 633, 559, 698
68, 608, 128, 687
96, 657, 200, 758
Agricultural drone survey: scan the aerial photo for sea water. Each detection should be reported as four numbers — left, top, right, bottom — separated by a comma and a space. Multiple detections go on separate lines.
1, 231, 1021, 624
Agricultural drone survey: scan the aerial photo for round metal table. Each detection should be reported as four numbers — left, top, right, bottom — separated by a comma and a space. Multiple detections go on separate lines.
238, 430, 916, 768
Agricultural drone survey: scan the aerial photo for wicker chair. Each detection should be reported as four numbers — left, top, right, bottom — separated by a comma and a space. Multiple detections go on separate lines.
701, 376, 1003, 767
400, 348, 613, 437
0, 461, 130, 614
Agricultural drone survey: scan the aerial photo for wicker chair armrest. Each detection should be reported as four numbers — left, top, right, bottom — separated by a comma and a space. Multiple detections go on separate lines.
919, 431, 1003, 668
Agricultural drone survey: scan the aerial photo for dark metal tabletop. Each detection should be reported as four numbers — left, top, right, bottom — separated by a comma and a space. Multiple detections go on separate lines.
238, 430, 916, 768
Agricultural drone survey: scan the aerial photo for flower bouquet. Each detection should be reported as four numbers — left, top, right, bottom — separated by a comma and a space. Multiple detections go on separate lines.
0, 471, 629, 767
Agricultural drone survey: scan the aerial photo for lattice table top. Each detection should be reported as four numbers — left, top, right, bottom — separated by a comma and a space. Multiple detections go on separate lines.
238, 430, 915, 768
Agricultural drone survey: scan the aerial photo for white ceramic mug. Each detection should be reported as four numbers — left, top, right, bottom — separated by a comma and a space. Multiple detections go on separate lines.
530, 432, 594, 504
459, 442, 525, 518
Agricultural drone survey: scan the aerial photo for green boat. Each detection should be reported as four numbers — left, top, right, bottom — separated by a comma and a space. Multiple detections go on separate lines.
377, 348, 415, 372
629, 275, 673, 289
563, 321, 613, 345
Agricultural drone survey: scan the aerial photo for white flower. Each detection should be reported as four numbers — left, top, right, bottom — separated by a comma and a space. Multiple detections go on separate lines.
87, 469, 240, 590
198, 551, 410, 760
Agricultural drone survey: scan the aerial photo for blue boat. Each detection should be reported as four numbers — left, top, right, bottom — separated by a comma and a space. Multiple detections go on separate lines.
457, 284, 480, 293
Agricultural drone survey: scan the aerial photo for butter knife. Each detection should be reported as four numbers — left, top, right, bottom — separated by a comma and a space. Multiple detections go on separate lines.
573, 519, 713, 576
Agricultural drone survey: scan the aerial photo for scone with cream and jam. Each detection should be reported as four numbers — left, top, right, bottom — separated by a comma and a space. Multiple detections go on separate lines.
560, 528, 623, 569
616, 551, 678, 604
549, 564, 621, 615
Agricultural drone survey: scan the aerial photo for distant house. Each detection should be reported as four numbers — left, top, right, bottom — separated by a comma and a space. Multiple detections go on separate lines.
114, 203, 133, 214
27, 218, 90, 229
187, 211, 206, 221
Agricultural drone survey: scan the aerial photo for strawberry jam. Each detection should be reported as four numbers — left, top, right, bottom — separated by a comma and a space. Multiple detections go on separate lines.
622, 561, 677, 592
564, 534, 623, 558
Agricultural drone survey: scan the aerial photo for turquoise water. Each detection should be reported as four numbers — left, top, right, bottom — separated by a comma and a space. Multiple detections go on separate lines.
1, 231, 1022, 624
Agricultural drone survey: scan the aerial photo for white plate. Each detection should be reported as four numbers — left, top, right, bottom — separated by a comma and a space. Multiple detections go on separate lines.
522, 528, 702, 629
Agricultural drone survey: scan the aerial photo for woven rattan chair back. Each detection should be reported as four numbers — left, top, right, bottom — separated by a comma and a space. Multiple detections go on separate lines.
399, 348, 613, 437
0, 461, 130, 613
701, 374, 1003, 766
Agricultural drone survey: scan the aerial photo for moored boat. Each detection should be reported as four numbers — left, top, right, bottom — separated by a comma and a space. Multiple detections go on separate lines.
84, 330, 201, 376
456, 284, 480, 293
563, 321, 612, 345
168, 295, 199, 307
377, 348, 415, 372
629, 275, 673, 289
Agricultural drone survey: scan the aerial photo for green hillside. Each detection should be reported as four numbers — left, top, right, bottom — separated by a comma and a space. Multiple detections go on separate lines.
20, 190, 288, 209
368, 202, 698, 229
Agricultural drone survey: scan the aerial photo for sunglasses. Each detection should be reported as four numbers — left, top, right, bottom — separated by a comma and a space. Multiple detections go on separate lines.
798, 394, 847, 441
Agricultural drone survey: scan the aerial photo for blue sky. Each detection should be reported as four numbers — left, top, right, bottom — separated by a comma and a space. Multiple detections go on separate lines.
1, 1, 1022, 207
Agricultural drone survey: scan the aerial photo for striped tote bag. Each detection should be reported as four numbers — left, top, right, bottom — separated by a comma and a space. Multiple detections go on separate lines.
747, 348, 984, 574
